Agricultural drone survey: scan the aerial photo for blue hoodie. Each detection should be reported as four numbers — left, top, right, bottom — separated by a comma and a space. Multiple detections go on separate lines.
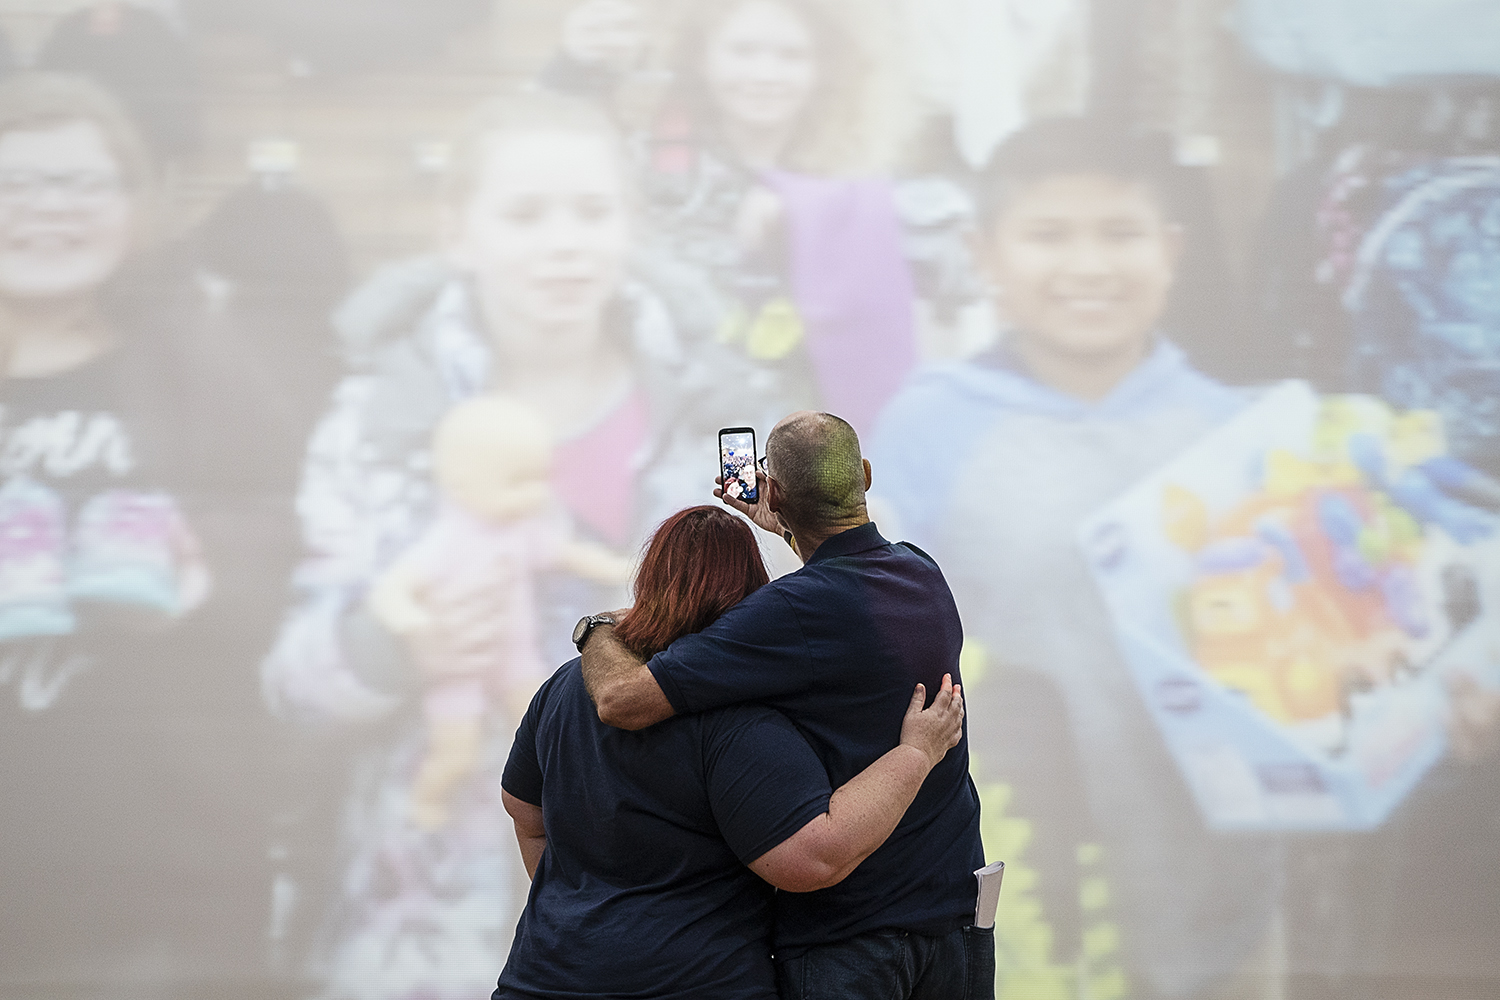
871, 341, 1280, 999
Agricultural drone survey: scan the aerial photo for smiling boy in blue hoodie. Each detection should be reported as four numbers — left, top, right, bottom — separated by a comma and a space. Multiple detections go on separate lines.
871, 118, 1281, 1000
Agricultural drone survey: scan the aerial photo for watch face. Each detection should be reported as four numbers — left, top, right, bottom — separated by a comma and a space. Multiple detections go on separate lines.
572, 615, 592, 647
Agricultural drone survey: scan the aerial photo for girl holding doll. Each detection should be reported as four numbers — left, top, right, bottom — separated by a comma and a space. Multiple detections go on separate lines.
261, 91, 697, 1000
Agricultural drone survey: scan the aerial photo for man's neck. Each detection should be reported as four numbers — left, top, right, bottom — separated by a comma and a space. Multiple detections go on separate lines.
790, 515, 869, 564
1007, 335, 1151, 403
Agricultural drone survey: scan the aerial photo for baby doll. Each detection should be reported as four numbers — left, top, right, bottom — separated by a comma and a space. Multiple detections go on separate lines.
368, 394, 632, 829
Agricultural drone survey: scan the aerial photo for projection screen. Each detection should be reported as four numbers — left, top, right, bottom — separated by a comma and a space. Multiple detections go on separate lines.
1, 0, 1497, 998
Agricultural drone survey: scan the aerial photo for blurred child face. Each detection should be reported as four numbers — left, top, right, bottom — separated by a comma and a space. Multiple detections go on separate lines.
450, 130, 630, 341
702, 0, 819, 134
0, 120, 134, 304
984, 173, 1181, 364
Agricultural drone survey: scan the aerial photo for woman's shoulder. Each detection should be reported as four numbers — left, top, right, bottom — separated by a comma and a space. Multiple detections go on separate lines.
525, 657, 613, 729
534, 656, 585, 702
697, 702, 801, 745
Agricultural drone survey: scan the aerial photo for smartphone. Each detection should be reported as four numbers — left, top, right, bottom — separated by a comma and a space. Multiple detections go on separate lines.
718, 427, 759, 504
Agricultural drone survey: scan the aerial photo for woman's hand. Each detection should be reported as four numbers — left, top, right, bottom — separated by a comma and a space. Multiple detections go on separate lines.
733, 185, 787, 255
750, 672, 967, 892
899, 673, 964, 770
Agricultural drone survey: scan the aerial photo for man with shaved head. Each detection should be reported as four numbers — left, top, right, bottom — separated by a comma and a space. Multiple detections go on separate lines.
578, 410, 991, 1000
761, 411, 868, 542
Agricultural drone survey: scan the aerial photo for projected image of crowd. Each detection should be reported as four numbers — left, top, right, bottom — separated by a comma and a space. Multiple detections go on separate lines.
1, 1, 1498, 999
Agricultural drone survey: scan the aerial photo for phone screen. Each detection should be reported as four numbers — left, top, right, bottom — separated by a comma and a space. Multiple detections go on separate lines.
719, 428, 758, 504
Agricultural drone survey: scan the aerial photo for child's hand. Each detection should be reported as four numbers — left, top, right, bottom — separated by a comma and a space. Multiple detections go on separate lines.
560, 540, 633, 585
1448, 673, 1500, 762
367, 561, 435, 636
733, 185, 786, 255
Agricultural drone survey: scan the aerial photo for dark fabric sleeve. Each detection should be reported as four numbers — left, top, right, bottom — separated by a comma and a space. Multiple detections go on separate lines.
501, 683, 548, 806
535, 51, 623, 100
704, 709, 832, 866
646, 587, 812, 715
338, 605, 419, 697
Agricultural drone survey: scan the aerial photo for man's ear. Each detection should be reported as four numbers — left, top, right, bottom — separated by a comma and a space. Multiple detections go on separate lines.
862, 458, 872, 492
765, 476, 783, 513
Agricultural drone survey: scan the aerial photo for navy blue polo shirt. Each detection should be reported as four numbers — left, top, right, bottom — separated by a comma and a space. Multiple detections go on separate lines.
497, 659, 830, 1000
648, 522, 985, 955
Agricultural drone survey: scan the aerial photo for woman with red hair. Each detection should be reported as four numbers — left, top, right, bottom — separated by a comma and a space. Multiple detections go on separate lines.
495, 504, 963, 1000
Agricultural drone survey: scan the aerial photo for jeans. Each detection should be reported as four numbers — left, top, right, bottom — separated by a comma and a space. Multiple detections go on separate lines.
775, 924, 995, 1000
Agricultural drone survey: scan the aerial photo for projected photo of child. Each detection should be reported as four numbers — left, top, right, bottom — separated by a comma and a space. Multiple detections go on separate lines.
0, 72, 215, 971
871, 117, 1280, 998
0, 69, 327, 986
542, 0, 987, 436
874, 111, 1500, 999
260, 91, 697, 1000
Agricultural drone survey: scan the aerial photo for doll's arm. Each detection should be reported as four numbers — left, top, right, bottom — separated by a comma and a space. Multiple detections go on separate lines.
410, 677, 487, 830
559, 539, 633, 585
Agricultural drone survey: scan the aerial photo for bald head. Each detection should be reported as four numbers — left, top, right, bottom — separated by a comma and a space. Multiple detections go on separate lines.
765, 411, 868, 532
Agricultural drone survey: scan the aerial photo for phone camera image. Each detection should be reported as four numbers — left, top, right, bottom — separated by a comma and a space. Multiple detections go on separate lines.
719, 429, 758, 504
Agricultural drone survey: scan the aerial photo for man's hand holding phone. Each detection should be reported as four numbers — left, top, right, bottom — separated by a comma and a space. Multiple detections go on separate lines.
715, 470, 784, 537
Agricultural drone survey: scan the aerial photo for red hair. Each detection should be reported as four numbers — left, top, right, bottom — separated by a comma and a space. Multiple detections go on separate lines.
613, 506, 770, 659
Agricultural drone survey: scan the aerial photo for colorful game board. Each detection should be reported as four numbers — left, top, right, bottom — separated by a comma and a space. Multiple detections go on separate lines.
1080, 382, 1500, 830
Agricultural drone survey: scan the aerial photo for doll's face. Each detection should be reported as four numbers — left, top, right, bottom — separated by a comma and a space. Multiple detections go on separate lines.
444, 463, 552, 522
437, 438, 553, 522
432, 399, 556, 522
0, 121, 134, 303
702, 0, 819, 135
448, 130, 630, 342
984, 173, 1181, 367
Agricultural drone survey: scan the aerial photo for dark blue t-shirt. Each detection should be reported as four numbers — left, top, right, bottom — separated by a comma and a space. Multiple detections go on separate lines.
496, 658, 831, 1000
648, 522, 985, 955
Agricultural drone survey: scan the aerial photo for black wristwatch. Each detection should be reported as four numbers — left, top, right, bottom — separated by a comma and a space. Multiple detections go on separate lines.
572, 613, 617, 653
